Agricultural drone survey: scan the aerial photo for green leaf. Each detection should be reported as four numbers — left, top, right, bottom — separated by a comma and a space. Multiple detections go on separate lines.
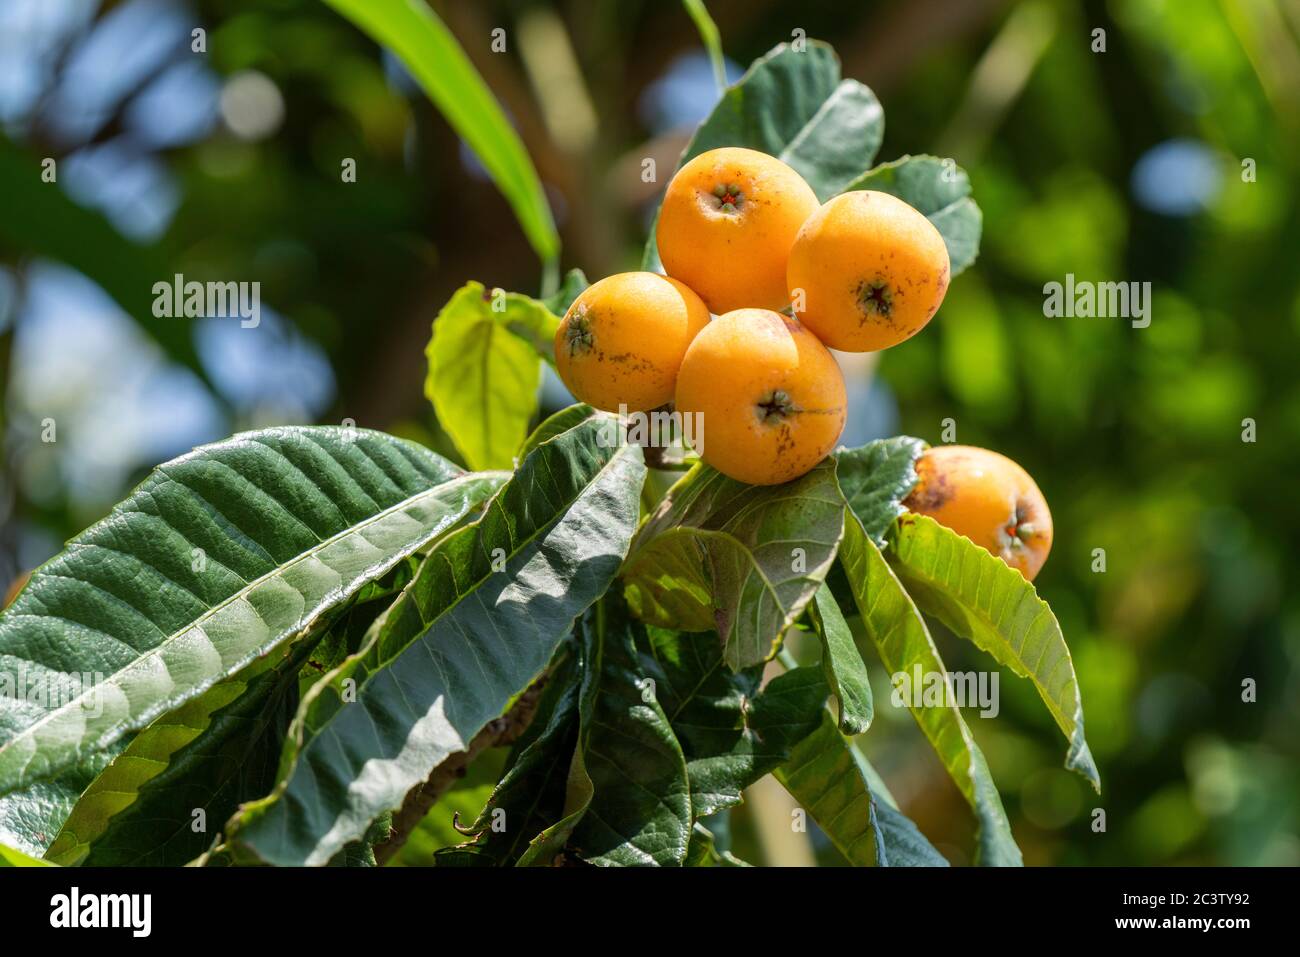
425, 282, 554, 470
328, 812, 392, 867
643, 41, 884, 270
641, 627, 827, 817
680, 0, 726, 91
539, 268, 590, 320
438, 652, 583, 867
810, 585, 872, 734
838, 513, 1022, 865
621, 459, 845, 670
834, 436, 926, 546
0, 426, 501, 796
844, 155, 982, 276
518, 404, 595, 462
44, 623, 326, 866
565, 601, 692, 866
887, 514, 1100, 790
0, 746, 123, 858
0, 841, 54, 866
228, 410, 646, 865
503, 301, 564, 370
323, 0, 558, 264
48, 572, 411, 867
685, 822, 750, 867
775, 713, 947, 866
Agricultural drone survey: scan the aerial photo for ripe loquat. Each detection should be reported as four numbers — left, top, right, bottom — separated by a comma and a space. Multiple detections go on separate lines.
903, 444, 1053, 581
656, 147, 818, 314
674, 308, 846, 486
554, 272, 710, 413
788, 190, 950, 352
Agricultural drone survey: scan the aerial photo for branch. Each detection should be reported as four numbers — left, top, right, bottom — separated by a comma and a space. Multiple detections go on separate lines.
371, 674, 549, 864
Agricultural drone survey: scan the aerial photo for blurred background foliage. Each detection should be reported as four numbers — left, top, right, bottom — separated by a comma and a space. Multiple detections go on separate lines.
0, 0, 1297, 866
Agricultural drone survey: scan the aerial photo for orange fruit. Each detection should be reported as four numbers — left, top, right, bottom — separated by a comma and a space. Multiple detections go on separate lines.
904, 445, 1053, 581
788, 190, 950, 352
674, 308, 846, 485
554, 272, 710, 413
656, 147, 818, 314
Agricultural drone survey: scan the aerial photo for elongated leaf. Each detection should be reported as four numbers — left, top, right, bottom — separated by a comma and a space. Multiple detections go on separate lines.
47, 564, 418, 866
44, 646, 302, 866
888, 514, 1099, 789
844, 155, 982, 276
810, 585, 872, 734
45, 601, 375, 867
566, 602, 692, 866
834, 437, 926, 545
229, 409, 645, 865
0, 841, 53, 866
680, 0, 726, 91
323, 0, 558, 263
0, 427, 500, 796
838, 513, 1021, 865
425, 282, 552, 470
776, 713, 947, 866
640, 627, 827, 816
440, 652, 583, 867
685, 822, 750, 867
539, 268, 590, 320
643, 41, 884, 269
622, 459, 845, 670
0, 745, 123, 857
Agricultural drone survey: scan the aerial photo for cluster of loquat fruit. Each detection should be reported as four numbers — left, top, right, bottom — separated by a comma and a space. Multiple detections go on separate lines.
555, 146, 1053, 581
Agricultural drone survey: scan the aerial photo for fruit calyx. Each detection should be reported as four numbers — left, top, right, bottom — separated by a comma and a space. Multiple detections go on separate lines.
755, 389, 795, 423
1001, 504, 1037, 550
711, 182, 745, 213
857, 279, 893, 318
564, 308, 595, 356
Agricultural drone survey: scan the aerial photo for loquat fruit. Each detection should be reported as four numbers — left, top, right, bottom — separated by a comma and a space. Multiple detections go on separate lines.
656, 147, 819, 314
554, 271, 710, 413
903, 444, 1053, 581
788, 190, 950, 352
674, 308, 846, 486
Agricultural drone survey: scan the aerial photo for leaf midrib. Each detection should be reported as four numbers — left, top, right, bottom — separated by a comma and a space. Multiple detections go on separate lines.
299, 430, 635, 722
889, 522, 1077, 743
0, 470, 504, 772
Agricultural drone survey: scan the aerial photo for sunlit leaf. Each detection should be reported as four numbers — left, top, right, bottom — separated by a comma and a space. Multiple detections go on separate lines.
0, 841, 53, 866
888, 513, 1100, 790
622, 459, 845, 669
834, 436, 926, 545
838, 513, 1022, 865
228, 410, 645, 865
845, 155, 982, 275
49, 582, 410, 867
0, 427, 501, 796
425, 282, 554, 470
323, 0, 559, 263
